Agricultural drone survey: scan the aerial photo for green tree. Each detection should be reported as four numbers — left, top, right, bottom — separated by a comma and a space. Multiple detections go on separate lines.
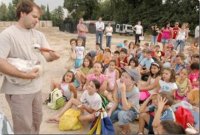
0, 3, 8, 21
51, 6, 64, 28
7, 3, 16, 21
46, 5, 51, 20
40, 5, 46, 20
12, 0, 34, 7
64, 0, 100, 20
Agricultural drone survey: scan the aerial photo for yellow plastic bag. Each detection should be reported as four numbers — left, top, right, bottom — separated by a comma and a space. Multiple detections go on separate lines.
59, 108, 82, 131
88, 116, 101, 135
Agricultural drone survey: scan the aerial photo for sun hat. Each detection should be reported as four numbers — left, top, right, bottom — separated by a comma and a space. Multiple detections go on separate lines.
122, 67, 141, 83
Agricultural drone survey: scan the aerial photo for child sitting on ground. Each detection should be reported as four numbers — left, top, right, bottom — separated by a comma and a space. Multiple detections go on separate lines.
139, 62, 162, 100
111, 68, 141, 135
50, 70, 77, 101
188, 62, 199, 90
116, 48, 128, 69
76, 56, 93, 90
175, 69, 192, 101
152, 92, 176, 134
158, 68, 178, 96
47, 79, 102, 124
138, 94, 158, 134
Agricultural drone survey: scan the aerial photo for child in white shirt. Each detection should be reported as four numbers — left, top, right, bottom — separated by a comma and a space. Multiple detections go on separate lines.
47, 79, 102, 123
75, 38, 85, 68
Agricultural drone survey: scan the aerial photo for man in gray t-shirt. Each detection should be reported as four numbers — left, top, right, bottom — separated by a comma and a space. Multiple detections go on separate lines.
0, 0, 59, 134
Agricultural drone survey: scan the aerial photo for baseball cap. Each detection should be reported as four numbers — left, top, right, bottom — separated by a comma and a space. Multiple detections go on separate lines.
122, 67, 141, 83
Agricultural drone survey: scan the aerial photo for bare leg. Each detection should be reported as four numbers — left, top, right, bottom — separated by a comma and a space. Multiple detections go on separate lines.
47, 98, 81, 123
138, 112, 150, 134
79, 113, 95, 123
120, 124, 131, 135
107, 102, 117, 117
103, 90, 114, 102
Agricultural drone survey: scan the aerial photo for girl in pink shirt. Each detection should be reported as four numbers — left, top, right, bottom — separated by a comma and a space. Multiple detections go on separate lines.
189, 62, 199, 89
86, 62, 107, 93
161, 23, 172, 51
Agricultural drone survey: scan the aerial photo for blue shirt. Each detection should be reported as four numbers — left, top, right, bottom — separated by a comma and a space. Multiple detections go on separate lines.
160, 108, 175, 121
140, 58, 154, 69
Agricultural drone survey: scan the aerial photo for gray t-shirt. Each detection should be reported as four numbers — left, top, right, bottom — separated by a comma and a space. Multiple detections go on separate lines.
0, 25, 50, 94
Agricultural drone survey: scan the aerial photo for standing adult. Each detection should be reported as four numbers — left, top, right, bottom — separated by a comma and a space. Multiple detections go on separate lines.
95, 17, 105, 50
194, 25, 199, 46
151, 24, 159, 45
105, 22, 113, 48
161, 22, 172, 51
174, 23, 188, 53
134, 21, 143, 44
0, 0, 60, 134
77, 17, 88, 47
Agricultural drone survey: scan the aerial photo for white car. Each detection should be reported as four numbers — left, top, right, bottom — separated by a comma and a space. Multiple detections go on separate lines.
115, 24, 134, 35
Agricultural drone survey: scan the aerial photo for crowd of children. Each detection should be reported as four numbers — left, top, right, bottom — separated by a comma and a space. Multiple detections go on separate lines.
46, 22, 199, 135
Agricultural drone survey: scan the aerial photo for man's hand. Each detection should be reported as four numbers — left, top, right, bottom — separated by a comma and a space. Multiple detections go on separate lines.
23, 68, 40, 79
49, 51, 60, 60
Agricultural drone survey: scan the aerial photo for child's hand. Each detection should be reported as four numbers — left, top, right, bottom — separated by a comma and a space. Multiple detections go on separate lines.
157, 96, 168, 110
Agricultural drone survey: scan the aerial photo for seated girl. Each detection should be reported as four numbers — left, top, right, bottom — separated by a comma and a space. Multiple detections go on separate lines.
188, 62, 199, 90
139, 62, 162, 95
47, 79, 102, 124
50, 70, 77, 101
126, 57, 140, 73
85, 62, 108, 94
85, 62, 116, 114
111, 68, 140, 135
175, 69, 192, 101
157, 68, 178, 96
104, 60, 119, 92
76, 56, 93, 90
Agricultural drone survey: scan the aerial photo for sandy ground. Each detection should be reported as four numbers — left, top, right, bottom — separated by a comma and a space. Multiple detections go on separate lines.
0, 27, 193, 134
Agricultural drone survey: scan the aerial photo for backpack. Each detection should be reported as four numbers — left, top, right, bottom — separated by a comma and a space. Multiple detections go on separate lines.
175, 106, 194, 129
47, 88, 65, 110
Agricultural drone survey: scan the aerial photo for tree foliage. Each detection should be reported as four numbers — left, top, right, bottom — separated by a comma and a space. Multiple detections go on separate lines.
98, 0, 199, 34
0, 0, 198, 35
51, 6, 64, 28
63, 0, 100, 21
0, 3, 8, 21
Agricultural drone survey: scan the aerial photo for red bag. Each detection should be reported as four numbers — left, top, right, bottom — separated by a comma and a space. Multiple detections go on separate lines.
157, 33, 162, 42
175, 106, 194, 129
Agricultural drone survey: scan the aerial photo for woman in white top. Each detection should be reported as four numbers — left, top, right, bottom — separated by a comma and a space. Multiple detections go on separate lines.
174, 23, 188, 53
105, 22, 113, 48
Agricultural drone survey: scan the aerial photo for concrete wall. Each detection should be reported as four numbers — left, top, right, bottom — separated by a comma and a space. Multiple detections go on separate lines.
0, 20, 53, 28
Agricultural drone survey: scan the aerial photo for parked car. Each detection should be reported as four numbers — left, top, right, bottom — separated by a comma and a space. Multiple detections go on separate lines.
115, 24, 134, 35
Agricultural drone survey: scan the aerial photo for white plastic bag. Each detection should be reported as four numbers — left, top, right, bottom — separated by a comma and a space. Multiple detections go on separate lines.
139, 36, 144, 41
5, 58, 42, 85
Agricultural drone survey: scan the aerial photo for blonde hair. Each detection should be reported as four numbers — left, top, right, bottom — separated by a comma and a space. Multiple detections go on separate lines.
180, 68, 188, 76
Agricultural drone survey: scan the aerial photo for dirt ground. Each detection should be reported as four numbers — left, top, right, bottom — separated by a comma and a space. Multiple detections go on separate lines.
0, 27, 193, 134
